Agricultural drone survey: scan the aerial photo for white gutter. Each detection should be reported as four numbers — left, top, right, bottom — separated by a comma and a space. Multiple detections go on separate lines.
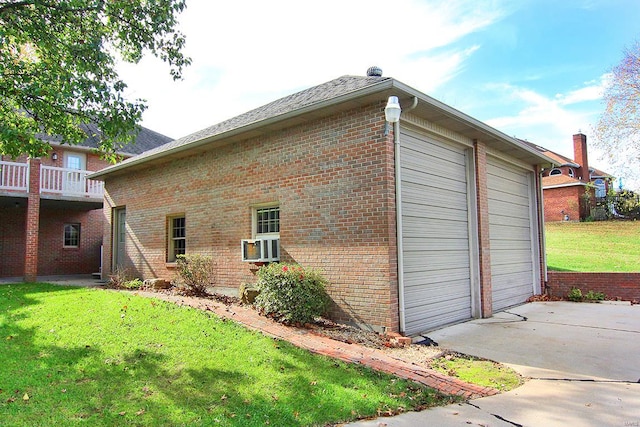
396, 96, 418, 334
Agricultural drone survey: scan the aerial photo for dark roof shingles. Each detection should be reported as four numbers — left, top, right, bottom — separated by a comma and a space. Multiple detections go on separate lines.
125, 75, 390, 163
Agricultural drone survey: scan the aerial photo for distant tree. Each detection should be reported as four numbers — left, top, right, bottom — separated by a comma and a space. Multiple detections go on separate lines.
594, 41, 640, 182
0, 0, 190, 161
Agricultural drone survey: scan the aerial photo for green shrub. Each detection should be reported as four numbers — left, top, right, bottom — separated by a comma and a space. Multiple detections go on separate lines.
567, 287, 583, 302
121, 278, 144, 290
175, 254, 217, 296
254, 263, 330, 325
584, 290, 605, 301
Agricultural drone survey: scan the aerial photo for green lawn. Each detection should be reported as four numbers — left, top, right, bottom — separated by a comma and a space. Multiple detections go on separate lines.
545, 221, 640, 272
0, 284, 454, 427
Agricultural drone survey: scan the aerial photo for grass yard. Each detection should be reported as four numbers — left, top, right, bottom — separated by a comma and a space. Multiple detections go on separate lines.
545, 221, 640, 272
0, 284, 455, 427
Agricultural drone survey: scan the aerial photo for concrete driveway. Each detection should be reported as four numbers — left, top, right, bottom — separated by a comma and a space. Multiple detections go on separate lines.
348, 301, 640, 427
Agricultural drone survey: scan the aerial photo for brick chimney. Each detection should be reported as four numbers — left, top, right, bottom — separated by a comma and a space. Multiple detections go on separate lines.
573, 133, 589, 181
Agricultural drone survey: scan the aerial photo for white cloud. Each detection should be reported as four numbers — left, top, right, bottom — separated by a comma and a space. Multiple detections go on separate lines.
556, 76, 606, 105
116, 0, 510, 138
482, 77, 640, 190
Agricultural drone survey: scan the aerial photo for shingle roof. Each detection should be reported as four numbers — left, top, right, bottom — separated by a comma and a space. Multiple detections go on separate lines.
542, 174, 585, 188
119, 75, 391, 164
38, 123, 173, 155
520, 138, 613, 178
91, 73, 554, 179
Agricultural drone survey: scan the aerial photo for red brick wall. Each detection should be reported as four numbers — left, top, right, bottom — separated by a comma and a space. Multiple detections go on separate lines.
543, 186, 582, 222
0, 205, 27, 277
37, 208, 103, 275
103, 103, 400, 331
547, 271, 640, 302
0, 149, 110, 279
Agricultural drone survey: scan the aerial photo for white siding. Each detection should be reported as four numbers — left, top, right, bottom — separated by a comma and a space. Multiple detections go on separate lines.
400, 130, 473, 334
487, 156, 536, 311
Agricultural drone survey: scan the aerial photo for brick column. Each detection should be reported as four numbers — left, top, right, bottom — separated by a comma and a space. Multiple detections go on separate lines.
24, 157, 41, 282
474, 140, 492, 318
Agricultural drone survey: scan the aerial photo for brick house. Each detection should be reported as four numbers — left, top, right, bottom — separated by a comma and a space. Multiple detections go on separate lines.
0, 126, 171, 281
91, 71, 553, 335
523, 133, 613, 222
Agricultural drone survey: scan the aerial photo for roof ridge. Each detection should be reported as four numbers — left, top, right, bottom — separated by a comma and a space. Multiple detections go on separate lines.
119, 75, 392, 161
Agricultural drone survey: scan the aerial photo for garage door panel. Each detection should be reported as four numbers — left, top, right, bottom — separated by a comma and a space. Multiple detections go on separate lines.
403, 180, 467, 202
487, 156, 536, 312
402, 217, 469, 239
403, 237, 469, 252
404, 280, 472, 305
404, 268, 470, 285
401, 130, 472, 334
402, 202, 469, 223
489, 215, 532, 229
489, 224, 533, 241
402, 169, 468, 194
403, 251, 470, 272
490, 258, 533, 272
403, 137, 467, 167
487, 163, 529, 184
488, 199, 531, 218
405, 305, 472, 334
403, 155, 467, 183
490, 239, 533, 251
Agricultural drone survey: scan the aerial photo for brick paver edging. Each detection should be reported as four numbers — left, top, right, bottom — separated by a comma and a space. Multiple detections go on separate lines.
135, 291, 498, 400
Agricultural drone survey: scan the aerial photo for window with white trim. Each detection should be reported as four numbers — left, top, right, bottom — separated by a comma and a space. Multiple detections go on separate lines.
254, 206, 280, 237
549, 168, 562, 176
568, 168, 575, 178
64, 223, 80, 248
168, 215, 186, 262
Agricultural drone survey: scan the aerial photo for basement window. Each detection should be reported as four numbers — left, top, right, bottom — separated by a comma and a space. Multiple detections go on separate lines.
63, 223, 80, 248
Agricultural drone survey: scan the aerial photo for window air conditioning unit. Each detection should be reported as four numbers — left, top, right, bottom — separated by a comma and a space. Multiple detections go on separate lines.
241, 238, 280, 263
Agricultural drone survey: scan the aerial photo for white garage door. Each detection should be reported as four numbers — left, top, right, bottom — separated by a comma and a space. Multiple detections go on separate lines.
487, 156, 536, 311
400, 130, 473, 335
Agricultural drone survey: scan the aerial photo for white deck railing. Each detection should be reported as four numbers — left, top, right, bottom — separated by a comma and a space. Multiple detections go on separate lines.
0, 161, 104, 198
0, 161, 29, 191
40, 165, 104, 198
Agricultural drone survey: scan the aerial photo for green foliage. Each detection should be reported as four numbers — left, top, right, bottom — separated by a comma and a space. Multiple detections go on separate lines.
567, 287, 583, 302
108, 267, 143, 290
545, 221, 640, 272
429, 353, 522, 392
175, 254, 216, 296
0, 1, 190, 160
120, 278, 144, 290
255, 263, 330, 325
584, 290, 606, 301
0, 283, 448, 426
567, 287, 606, 302
612, 190, 640, 219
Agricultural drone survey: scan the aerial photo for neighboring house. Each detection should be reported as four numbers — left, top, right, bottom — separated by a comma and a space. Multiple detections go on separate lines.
0, 125, 172, 280
91, 70, 554, 336
523, 133, 614, 222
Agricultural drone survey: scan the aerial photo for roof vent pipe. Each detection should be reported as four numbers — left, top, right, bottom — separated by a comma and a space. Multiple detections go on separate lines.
367, 66, 383, 77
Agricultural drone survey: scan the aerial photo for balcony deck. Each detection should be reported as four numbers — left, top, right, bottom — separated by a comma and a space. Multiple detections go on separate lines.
0, 161, 104, 203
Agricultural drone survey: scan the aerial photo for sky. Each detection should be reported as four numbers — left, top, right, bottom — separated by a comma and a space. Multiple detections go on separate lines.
117, 0, 640, 189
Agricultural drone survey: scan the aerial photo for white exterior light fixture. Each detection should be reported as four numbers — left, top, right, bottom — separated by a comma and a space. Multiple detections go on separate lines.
384, 96, 401, 135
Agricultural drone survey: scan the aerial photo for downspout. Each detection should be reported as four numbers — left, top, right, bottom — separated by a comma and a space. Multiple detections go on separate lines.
395, 96, 418, 334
